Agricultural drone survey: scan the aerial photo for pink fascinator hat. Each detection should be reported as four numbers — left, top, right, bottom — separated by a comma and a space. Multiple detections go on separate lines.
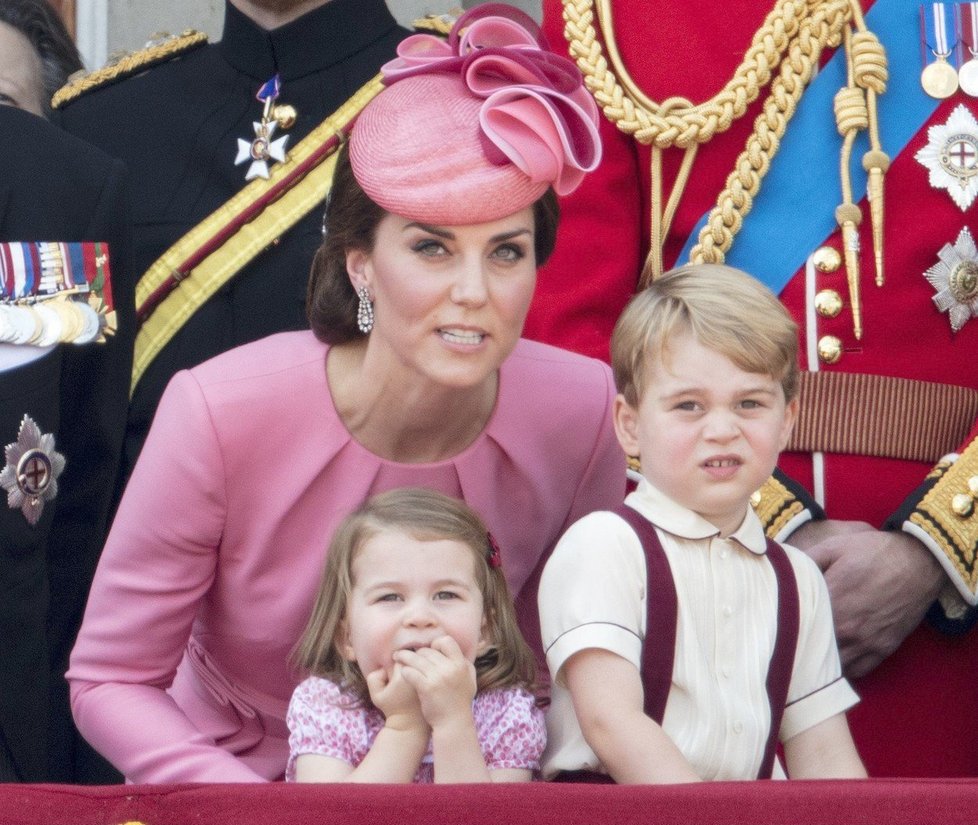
349, 3, 601, 225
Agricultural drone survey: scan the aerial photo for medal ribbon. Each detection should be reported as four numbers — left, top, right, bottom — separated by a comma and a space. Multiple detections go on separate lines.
256, 74, 281, 104
0, 244, 13, 298
26, 244, 40, 296
922, 2, 956, 63
959, 2, 978, 57
10, 244, 27, 299
65, 242, 87, 289
0, 242, 110, 301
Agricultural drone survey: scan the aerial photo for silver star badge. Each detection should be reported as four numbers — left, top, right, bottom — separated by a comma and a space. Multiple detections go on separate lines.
0, 415, 65, 525
235, 121, 289, 180
915, 104, 978, 211
923, 226, 978, 332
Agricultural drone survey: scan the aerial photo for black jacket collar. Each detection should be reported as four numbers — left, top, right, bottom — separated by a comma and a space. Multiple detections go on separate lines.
219, 0, 401, 81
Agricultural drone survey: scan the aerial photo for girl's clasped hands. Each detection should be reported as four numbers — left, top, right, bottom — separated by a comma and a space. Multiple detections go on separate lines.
286, 489, 545, 784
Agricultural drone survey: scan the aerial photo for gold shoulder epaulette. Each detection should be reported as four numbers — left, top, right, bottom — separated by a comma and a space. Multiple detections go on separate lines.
751, 475, 807, 540
909, 437, 978, 598
52, 30, 208, 109
411, 13, 456, 36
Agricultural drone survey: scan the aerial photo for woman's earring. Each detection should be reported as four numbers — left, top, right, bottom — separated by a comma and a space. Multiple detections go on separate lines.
356, 286, 374, 334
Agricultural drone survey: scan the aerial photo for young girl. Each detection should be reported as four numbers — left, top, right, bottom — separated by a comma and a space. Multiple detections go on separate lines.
287, 488, 544, 783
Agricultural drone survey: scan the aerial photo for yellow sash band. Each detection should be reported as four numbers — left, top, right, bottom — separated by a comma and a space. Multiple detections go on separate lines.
131, 75, 385, 395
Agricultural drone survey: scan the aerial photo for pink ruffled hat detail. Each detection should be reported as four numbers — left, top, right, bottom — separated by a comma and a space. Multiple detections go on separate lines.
349, 3, 601, 225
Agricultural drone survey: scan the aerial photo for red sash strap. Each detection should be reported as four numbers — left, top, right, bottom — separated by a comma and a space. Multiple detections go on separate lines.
614, 504, 800, 780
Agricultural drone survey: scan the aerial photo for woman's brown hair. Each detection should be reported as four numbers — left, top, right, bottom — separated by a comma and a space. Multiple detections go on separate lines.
306, 143, 560, 344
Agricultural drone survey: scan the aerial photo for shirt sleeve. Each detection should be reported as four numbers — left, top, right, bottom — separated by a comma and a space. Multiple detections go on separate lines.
286, 678, 361, 780
780, 547, 859, 742
475, 688, 547, 771
538, 511, 647, 683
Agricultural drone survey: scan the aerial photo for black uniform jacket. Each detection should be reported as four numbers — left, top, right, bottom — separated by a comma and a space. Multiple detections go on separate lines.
56, 0, 409, 481
0, 104, 132, 782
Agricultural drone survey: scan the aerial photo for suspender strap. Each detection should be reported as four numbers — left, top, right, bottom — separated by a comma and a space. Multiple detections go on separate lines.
615, 505, 801, 780
758, 538, 800, 780
612, 504, 677, 724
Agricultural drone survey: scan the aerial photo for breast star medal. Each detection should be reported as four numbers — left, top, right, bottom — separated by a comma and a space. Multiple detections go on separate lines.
923, 226, 978, 332
235, 74, 290, 180
0, 415, 65, 525
915, 104, 978, 210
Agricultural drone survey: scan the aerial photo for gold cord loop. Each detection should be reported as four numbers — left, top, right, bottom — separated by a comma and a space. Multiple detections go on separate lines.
563, 0, 887, 302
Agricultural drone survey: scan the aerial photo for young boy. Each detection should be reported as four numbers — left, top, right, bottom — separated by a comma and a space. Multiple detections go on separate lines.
538, 264, 866, 783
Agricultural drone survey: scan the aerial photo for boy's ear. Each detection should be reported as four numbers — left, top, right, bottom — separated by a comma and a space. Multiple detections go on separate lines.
779, 395, 800, 451
612, 393, 641, 458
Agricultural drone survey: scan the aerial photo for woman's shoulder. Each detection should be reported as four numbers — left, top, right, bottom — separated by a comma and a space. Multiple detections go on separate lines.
188, 331, 328, 388
508, 338, 611, 375
502, 339, 614, 411
162, 331, 332, 420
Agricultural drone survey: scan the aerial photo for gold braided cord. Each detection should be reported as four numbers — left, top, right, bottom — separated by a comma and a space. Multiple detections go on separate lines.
828, 15, 888, 338
561, 0, 885, 285
576, 0, 811, 148
689, 0, 854, 268
848, 5, 890, 287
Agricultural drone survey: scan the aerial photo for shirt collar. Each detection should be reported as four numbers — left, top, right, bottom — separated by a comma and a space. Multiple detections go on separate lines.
624, 477, 769, 556
219, 0, 401, 82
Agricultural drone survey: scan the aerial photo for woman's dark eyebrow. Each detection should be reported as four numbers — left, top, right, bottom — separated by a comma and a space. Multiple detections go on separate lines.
404, 223, 533, 242
405, 222, 454, 239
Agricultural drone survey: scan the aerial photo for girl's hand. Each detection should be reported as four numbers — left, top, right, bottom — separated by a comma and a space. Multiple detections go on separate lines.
366, 665, 427, 734
393, 635, 477, 728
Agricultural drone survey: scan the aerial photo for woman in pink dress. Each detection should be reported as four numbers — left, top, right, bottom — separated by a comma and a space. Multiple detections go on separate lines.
67, 4, 623, 783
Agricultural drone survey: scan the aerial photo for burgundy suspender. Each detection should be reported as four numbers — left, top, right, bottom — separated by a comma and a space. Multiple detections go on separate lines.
612, 505, 678, 725
613, 505, 800, 780
758, 537, 800, 780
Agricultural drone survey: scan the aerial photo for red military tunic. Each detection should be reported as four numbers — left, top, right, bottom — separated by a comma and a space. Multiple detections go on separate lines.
528, 0, 978, 776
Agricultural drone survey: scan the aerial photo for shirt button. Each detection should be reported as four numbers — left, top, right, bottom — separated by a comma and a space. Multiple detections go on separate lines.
733, 721, 744, 734
723, 605, 733, 618
720, 667, 731, 679
719, 549, 729, 560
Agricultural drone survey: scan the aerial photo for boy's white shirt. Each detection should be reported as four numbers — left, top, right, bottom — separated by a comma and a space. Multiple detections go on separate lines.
538, 478, 858, 781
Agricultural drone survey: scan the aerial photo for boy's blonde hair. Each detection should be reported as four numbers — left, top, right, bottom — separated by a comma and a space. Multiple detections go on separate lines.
611, 264, 800, 407
292, 488, 537, 705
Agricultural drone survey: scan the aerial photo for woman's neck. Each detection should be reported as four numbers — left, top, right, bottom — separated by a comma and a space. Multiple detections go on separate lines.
327, 340, 498, 464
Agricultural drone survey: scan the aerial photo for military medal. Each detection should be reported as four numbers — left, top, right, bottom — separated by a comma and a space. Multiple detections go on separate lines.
0, 415, 65, 526
958, 2, 978, 95
923, 225, 978, 332
921, 3, 959, 98
0, 242, 115, 345
235, 74, 291, 180
915, 103, 978, 209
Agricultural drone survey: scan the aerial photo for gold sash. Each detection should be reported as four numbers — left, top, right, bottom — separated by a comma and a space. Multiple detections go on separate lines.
131, 75, 385, 395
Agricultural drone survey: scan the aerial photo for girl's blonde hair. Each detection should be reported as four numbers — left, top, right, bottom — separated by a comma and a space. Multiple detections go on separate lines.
292, 488, 537, 704
611, 263, 800, 407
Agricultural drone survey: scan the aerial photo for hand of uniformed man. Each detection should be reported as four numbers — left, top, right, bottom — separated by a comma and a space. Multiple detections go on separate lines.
790, 519, 945, 678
